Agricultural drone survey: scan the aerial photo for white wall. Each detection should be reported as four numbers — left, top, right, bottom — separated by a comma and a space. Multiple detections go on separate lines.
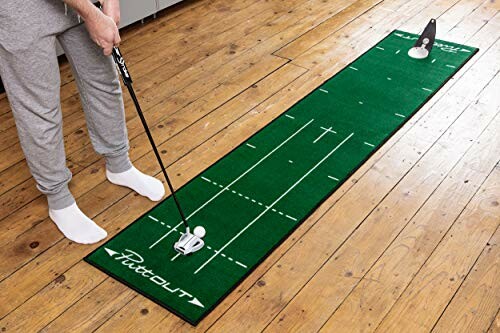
120, 0, 157, 28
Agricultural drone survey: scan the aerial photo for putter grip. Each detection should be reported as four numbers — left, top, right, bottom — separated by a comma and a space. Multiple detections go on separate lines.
112, 47, 133, 85
93, 3, 132, 84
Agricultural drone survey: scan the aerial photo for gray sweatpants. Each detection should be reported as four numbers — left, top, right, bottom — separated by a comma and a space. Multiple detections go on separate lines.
0, 0, 132, 209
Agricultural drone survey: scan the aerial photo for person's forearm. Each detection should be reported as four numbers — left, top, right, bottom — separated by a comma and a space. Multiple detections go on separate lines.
62, 0, 100, 21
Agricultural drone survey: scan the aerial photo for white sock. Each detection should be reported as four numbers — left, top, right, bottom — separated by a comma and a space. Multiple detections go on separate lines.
106, 166, 165, 201
49, 203, 107, 244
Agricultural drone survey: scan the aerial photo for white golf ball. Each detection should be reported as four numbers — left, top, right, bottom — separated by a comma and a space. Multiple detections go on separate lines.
193, 226, 206, 238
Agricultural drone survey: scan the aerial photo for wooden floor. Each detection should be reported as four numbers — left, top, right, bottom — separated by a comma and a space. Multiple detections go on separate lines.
0, 0, 499, 332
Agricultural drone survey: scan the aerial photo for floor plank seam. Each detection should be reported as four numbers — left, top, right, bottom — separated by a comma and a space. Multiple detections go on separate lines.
485, 307, 500, 332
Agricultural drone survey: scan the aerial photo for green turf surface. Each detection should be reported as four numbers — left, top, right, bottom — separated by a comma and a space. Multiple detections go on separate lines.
85, 30, 477, 325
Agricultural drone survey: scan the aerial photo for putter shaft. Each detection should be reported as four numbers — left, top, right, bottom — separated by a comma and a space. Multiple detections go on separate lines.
111, 47, 190, 230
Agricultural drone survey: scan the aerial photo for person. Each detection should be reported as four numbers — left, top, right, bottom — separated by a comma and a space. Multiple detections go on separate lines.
0, 0, 165, 244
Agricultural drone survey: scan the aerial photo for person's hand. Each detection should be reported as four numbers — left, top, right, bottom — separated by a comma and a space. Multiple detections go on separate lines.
85, 8, 121, 56
101, 0, 120, 26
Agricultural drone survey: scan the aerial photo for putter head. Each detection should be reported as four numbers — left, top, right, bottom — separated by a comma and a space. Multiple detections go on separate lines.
408, 18, 436, 59
174, 229, 205, 255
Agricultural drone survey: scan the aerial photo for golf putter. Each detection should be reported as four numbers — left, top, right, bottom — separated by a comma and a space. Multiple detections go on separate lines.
408, 18, 436, 59
109, 46, 206, 255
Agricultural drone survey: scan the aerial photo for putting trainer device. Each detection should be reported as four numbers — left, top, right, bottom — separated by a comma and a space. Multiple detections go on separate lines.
408, 18, 437, 59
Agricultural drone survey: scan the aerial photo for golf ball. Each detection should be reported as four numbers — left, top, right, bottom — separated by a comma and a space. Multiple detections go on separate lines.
194, 226, 206, 238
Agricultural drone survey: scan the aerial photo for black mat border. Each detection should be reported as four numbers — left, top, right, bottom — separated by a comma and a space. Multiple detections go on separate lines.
85, 30, 478, 326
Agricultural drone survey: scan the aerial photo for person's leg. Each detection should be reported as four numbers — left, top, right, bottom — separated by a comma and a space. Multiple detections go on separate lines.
0, 37, 106, 244
57, 24, 165, 201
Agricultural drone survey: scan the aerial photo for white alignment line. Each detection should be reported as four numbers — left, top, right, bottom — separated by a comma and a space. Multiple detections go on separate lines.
204, 177, 298, 221
235, 261, 247, 268
328, 175, 339, 181
395, 113, 406, 118
171, 253, 181, 262
313, 127, 336, 144
246, 143, 256, 149
395, 50, 400, 54
376, 46, 385, 50
446, 64, 456, 68
321, 126, 337, 133
313, 131, 329, 143
285, 114, 295, 119
349, 66, 358, 71
148, 215, 159, 222
364, 142, 375, 147
149, 119, 315, 249
422, 87, 433, 92
432, 59, 436, 63
194, 132, 354, 274
319, 88, 329, 93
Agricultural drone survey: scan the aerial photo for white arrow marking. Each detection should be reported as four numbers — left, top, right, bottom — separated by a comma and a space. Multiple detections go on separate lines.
189, 297, 205, 308
101, 248, 206, 309
104, 248, 119, 257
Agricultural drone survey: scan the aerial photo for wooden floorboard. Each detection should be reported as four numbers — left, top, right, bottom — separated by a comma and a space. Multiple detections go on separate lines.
432, 225, 499, 333
375, 164, 499, 332
319, 81, 500, 333
0, 0, 498, 332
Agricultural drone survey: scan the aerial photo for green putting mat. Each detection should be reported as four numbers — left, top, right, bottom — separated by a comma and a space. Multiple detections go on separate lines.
85, 30, 477, 325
